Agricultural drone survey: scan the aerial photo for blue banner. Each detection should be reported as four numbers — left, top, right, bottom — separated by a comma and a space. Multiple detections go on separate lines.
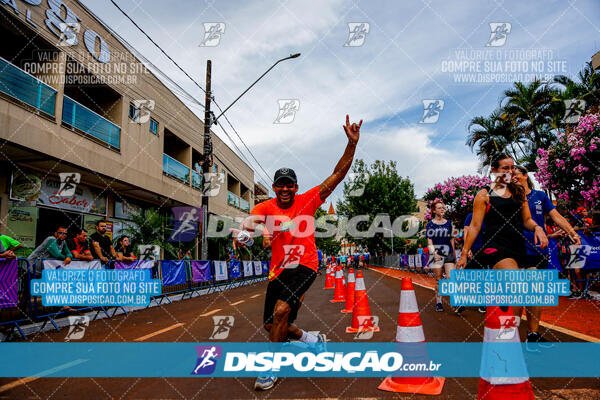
261, 261, 269, 275
230, 260, 241, 279
161, 260, 187, 286
548, 238, 562, 271
1, 343, 600, 378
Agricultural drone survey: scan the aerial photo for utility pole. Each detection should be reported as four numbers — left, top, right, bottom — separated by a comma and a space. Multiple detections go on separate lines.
201, 60, 212, 260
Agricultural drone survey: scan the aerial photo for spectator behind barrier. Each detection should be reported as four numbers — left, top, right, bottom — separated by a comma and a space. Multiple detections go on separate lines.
27, 225, 77, 314
0, 230, 22, 259
115, 236, 137, 262
90, 220, 117, 263
68, 228, 94, 262
27, 225, 72, 273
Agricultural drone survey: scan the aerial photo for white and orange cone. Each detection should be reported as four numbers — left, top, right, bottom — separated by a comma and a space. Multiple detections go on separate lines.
477, 306, 534, 400
323, 263, 335, 289
330, 266, 346, 303
346, 270, 379, 333
341, 268, 356, 313
378, 277, 445, 395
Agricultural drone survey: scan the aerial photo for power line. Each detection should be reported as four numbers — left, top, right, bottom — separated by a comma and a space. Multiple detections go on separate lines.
106, 0, 273, 184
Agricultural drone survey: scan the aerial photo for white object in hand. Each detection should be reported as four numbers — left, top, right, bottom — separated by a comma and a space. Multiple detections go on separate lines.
237, 230, 254, 246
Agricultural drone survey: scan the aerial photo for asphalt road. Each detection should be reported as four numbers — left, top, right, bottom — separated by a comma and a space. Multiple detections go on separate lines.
1, 268, 599, 399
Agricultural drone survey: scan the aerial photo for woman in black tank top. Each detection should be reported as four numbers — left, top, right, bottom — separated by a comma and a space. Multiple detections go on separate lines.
458, 154, 548, 271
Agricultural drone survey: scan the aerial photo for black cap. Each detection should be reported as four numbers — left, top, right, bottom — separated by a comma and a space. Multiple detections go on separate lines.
273, 168, 297, 184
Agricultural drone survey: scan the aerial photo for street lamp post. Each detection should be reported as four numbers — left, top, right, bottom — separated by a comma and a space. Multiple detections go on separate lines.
200, 53, 301, 260
383, 227, 394, 255
212, 53, 301, 125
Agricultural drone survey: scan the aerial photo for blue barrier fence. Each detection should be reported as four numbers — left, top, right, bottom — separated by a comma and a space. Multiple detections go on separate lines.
0, 258, 269, 339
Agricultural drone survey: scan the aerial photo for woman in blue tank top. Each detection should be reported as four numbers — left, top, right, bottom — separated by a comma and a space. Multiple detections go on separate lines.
426, 200, 456, 312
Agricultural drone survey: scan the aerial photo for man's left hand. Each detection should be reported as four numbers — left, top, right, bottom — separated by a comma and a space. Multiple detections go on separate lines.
343, 114, 362, 145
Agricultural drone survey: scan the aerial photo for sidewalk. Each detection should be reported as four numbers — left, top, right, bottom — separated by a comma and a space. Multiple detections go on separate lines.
368, 265, 600, 342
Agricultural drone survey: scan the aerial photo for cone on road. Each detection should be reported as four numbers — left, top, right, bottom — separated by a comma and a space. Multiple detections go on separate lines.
330, 266, 346, 303
477, 306, 534, 400
324, 264, 335, 289
378, 278, 445, 395
346, 270, 379, 333
341, 268, 356, 313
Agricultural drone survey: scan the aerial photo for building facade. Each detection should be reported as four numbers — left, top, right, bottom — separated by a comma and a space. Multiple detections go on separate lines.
0, 0, 255, 256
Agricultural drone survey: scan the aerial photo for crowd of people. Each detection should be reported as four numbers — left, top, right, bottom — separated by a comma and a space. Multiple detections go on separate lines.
16, 220, 137, 275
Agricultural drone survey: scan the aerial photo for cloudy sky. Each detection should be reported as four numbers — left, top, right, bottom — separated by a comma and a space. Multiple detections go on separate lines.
82, 0, 600, 205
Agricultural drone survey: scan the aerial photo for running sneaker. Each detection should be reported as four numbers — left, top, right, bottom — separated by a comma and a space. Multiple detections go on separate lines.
435, 303, 443, 312
525, 331, 554, 352
316, 333, 328, 352
254, 375, 278, 391
478, 306, 486, 314
567, 291, 583, 299
453, 306, 465, 314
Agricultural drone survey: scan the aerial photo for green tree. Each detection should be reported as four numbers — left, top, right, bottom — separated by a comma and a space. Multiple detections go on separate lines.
336, 159, 417, 255
467, 110, 526, 171
501, 79, 555, 169
123, 208, 178, 259
314, 206, 341, 256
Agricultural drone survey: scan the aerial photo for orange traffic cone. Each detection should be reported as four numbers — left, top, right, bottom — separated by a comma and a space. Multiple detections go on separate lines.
323, 264, 335, 289
378, 278, 445, 395
477, 306, 534, 400
346, 270, 379, 333
330, 266, 346, 303
341, 268, 356, 313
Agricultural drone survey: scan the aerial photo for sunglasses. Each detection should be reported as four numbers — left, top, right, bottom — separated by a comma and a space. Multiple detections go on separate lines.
56, 231, 67, 235
274, 183, 296, 189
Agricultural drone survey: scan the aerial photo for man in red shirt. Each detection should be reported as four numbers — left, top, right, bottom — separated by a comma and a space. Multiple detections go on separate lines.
234, 115, 361, 391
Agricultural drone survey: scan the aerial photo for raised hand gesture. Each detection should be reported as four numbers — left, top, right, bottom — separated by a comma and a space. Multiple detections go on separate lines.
343, 114, 362, 145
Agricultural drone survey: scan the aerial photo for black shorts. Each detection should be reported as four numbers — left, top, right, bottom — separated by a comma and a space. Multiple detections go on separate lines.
524, 253, 549, 269
263, 264, 317, 325
431, 246, 456, 264
479, 246, 524, 268
466, 248, 487, 269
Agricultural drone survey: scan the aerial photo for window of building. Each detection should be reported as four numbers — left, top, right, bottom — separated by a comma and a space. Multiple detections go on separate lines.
128, 103, 139, 121
149, 118, 158, 134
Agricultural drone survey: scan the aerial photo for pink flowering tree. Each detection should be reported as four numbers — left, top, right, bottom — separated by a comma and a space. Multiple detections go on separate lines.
423, 175, 492, 224
535, 111, 600, 208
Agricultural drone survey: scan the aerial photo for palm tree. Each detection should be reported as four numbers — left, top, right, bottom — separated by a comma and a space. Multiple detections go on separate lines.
467, 110, 524, 171
123, 208, 177, 259
501, 79, 555, 153
551, 61, 600, 127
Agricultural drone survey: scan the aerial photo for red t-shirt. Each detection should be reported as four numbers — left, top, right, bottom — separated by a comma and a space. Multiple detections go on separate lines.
251, 186, 323, 280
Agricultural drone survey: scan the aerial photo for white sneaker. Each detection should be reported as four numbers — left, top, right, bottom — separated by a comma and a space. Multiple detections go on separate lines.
254, 375, 278, 391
